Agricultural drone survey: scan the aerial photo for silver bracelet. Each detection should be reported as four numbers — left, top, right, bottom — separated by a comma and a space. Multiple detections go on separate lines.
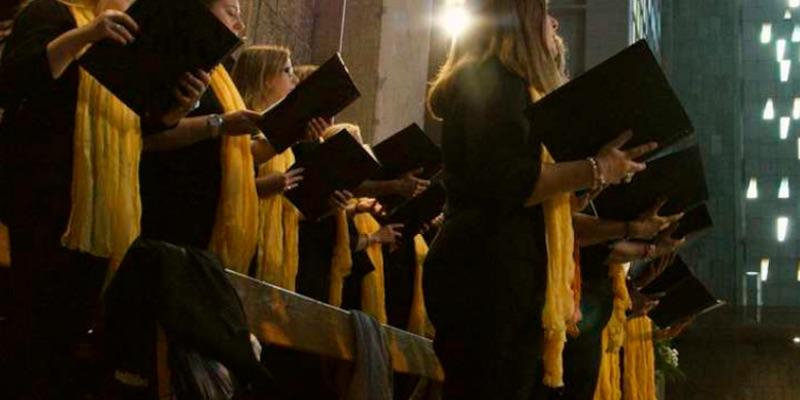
586, 157, 605, 190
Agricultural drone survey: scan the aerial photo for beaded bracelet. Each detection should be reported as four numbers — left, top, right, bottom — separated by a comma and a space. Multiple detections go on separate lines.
586, 157, 605, 190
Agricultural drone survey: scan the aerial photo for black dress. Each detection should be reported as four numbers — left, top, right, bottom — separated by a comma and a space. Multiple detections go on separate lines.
139, 90, 223, 249
0, 1, 108, 396
561, 244, 615, 400
423, 56, 549, 400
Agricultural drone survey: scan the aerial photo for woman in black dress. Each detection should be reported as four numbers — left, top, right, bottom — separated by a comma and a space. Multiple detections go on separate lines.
423, 1, 657, 398
0, 0, 205, 395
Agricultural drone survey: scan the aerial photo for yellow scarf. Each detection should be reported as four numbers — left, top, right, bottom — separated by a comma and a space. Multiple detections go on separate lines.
623, 317, 657, 400
61, 6, 142, 264
0, 222, 9, 267
206, 67, 259, 271
593, 263, 633, 400
593, 326, 623, 400
408, 234, 435, 338
528, 88, 577, 387
328, 210, 353, 307
353, 213, 388, 324
254, 150, 300, 290
540, 147, 578, 388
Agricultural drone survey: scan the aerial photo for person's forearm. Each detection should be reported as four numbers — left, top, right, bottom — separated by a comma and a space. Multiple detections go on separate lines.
251, 135, 277, 165
46, 27, 92, 79
525, 160, 595, 206
606, 241, 649, 264
573, 213, 628, 246
255, 173, 283, 198
143, 116, 211, 152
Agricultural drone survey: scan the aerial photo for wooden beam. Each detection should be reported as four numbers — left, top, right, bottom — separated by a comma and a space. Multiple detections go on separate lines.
226, 271, 444, 382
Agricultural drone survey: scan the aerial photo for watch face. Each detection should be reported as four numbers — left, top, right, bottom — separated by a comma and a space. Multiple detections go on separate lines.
210, 114, 223, 127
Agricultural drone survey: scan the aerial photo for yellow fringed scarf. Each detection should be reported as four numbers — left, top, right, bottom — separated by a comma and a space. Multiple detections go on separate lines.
328, 210, 353, 307
353, 213, 388, 324
408, 234, 435, 338
0, 222, 10, 267
540, 146, 578, 388
593, 263, 633, 400
61, 6, 142, 264
528, 88, 577, 388
593, 326, 623, 400
254, 150, 300, 290
206, 67, 259, 271
623, 317, 657, 400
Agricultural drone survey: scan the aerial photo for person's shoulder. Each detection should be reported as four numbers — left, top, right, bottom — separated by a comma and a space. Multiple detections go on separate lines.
13, 0, 72, 29
455, 56, 530, 108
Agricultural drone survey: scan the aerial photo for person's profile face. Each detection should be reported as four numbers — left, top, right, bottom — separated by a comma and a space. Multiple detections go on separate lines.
209, 0, 246, 37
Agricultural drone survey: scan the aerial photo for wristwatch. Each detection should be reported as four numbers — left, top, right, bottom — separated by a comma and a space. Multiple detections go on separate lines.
207, 113, 224, 138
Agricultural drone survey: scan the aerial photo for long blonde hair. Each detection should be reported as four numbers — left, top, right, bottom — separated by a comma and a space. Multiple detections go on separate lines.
232, 45, 291, 110
427, 0, 563, 118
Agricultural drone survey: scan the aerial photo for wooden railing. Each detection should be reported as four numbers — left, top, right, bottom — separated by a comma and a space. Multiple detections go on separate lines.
226, 270, 444, 382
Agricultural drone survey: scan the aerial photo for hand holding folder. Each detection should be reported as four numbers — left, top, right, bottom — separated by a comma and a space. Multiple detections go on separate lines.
638, 255, 725, 328
257, 54, 360, 153
371, 123, 441, 180
525, 40, 693, 162
379, 181, 446, 238
593, 145, 709, 221
284, 130, 380, 220
78, 0, 242, 120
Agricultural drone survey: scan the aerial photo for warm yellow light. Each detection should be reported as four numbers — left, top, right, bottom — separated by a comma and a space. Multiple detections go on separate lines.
440, 2, 472, 38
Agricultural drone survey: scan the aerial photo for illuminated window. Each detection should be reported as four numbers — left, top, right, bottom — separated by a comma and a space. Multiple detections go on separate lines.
781, 117, 792, 139
794, 25, 800, 42
778, 217, 790, 242
781, 60, 792, 82
778, 39, 788, 60
762, 23, 773, 43
786, 10, 793, 19
796, 261, 800, 281
764, 99, 776, 120
761, 258, 771, 282
794, 98, 800, 119
747, 178, 759, 199
779, 178, 791, 198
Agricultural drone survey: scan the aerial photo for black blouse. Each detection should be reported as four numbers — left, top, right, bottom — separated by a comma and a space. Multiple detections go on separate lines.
138, 90, 224, 249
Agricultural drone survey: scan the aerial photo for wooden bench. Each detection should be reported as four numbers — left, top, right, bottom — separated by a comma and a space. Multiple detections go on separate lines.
226, 270, 444, 382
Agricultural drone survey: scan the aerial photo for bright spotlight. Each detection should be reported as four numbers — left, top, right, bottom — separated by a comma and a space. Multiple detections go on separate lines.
441, 3, 472, 38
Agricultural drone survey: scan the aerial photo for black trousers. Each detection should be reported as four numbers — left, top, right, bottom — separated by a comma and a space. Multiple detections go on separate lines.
1, 221, 108, 399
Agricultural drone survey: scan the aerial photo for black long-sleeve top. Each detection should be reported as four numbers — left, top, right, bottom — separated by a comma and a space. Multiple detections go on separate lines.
0, 0, 79, 239
424, 56, 548, 319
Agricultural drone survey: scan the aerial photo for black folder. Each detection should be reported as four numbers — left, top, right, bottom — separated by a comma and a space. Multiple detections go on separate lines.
380, 181, 446, 238
525, 40, 693, 162
641, 256, 692, 296
257, 54, 360, 153
285, 130, 380, 220
593, 145, 708, 221
671, 204, 713, 241
649, 274, 725, 328
78, 0, 242, 120
372, 123, 441, 179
